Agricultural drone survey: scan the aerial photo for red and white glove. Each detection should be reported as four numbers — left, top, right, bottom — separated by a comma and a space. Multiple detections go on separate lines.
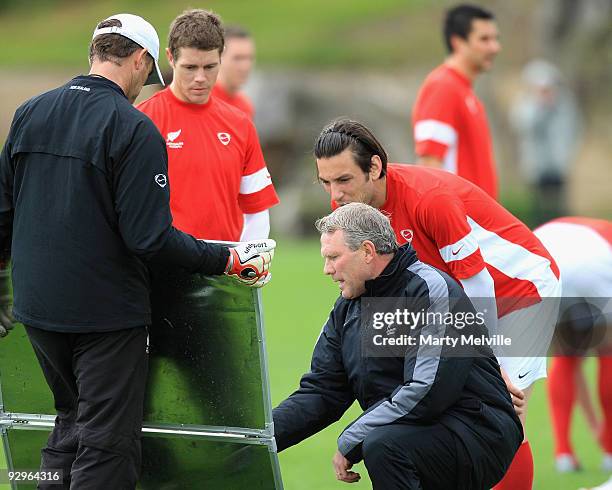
225, 239, 276, 288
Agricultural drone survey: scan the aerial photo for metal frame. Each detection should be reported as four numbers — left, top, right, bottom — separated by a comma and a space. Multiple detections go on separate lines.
1, 418, 283, 489
1, 424, 16, 490
253, 288, 276, 437
0, 259, 284, 488
1, 414, 271, 445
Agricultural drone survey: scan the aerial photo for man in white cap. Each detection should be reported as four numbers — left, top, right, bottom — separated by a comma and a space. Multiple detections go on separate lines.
0, 13, 275, 489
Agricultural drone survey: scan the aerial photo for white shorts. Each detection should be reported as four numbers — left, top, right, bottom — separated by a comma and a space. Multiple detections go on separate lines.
496, 280, 562, 390
498, 355, 547, 391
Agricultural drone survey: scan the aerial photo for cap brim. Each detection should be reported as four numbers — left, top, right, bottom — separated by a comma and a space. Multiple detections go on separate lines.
145, 60, 164, 86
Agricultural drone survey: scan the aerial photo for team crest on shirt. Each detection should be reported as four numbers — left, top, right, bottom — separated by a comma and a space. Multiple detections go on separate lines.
400, 229, 414, 244
465, 96, 478, 115
166, 129, 183, 149
217, 132, 231, 146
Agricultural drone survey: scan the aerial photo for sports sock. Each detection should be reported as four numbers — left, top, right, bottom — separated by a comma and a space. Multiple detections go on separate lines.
493, 441, 534, 490
598, 356, 612, 453
548, 356, 579, 456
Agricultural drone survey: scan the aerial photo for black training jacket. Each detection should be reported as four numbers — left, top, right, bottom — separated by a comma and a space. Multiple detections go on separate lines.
273, 245, 522, 473
0, 75, 228, 332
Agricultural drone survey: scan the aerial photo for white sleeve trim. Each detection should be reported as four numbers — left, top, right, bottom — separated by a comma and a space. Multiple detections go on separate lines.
240, 210, 270, 241
459, 267, 499, 333
414, 120, 457, 146
240, 167, 272, 195
439, 230, 479, 262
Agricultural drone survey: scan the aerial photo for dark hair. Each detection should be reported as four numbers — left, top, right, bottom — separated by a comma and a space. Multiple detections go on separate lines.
168, 9, 224, 61
314, 118, 388, 177
89, 18, 146, 66
444, 4, 494, 53
224, 25, 251, 41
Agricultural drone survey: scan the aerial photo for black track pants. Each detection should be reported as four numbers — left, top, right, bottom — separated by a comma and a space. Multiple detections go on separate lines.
25, 325, 148, 490
362, 422, 506, 490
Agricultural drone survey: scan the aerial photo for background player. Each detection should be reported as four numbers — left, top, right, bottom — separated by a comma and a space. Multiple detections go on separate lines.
534, 217, 612, 480
212, 24, 256, 119
314, 118, 561, 490
138, 10, 278, 243
412, 4, 500, 199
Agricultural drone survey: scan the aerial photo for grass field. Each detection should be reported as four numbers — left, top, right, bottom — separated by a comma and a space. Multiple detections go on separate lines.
0, 0, 436, 69
1, 238, 610, 489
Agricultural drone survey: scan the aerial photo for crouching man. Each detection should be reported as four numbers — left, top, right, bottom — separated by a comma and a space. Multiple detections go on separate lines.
272, 203, 522, 489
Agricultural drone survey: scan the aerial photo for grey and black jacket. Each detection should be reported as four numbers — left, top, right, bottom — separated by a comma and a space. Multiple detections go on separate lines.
273, 244, 522, 468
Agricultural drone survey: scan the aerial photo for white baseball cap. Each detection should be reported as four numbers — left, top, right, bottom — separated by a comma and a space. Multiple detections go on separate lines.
92, 13, 164, 86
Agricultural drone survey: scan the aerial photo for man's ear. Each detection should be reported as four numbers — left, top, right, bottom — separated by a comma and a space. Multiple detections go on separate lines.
370, 155, 383, 180
165, 47, 174, 66
450, 34, 464, 54
135, 48, 148, 71
362, 240, 377, 264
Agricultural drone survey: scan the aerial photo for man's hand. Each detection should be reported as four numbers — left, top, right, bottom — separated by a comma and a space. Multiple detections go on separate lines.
0, 267, 14, 338
332, 450, 360, 483
501, 367, 525, 416
225, 239, 276, 288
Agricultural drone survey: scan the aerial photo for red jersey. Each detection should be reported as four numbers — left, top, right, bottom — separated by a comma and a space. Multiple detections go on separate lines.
211, 84, 255, 120
333, 165, 559, 317
137, 88, 278, 241
412, 64, 498, 200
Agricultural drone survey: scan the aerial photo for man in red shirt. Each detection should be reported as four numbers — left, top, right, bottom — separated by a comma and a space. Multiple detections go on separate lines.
412, 4, 500, 199
212, 25, 255, 120
138, 10, 278, 242
314, 118, 561, 490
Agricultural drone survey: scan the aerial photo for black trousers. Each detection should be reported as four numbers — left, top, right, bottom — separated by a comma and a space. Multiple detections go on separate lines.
25, 325, 148, 490
362, 422, 507, 490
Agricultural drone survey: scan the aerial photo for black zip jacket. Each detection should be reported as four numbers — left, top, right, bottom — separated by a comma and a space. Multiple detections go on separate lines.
0, 75, 229, 332
273, 245, 522, 475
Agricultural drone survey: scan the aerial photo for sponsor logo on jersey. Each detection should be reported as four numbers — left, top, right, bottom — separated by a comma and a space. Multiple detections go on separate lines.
217, 132, 231, 146
166, 129, 183, 149
69, 85, 91, 92
400, 229, 414, 244
154, 174, 168, 188
451, 244, 464, 256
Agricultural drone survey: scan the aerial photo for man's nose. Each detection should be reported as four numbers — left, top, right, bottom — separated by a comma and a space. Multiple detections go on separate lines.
330, 184, 343, 202
194, 69, 207, 82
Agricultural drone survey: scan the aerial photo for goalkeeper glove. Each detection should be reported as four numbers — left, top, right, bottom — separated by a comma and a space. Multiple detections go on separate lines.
225, 239, 276, 287
0, 267, 14, 337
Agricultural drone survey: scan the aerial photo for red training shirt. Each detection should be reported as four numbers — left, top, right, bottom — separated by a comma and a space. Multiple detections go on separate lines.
137, 88, 278, 241
412, 64, 498, 200
333, 164, 559, 317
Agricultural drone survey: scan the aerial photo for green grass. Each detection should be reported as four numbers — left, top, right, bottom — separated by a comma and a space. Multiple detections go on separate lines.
0, 0, 437, 69
2, 239, 610, 489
